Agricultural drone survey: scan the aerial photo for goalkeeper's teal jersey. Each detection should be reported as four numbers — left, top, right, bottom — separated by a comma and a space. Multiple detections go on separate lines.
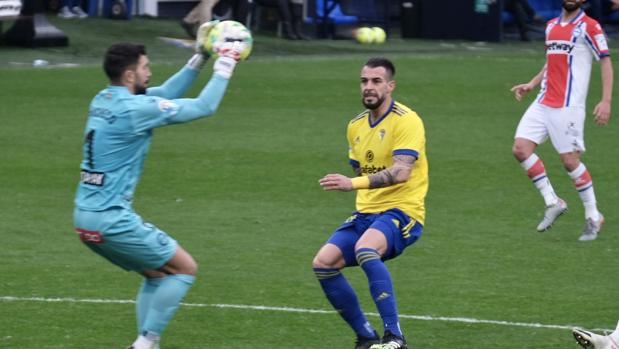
75, 67, 229, 211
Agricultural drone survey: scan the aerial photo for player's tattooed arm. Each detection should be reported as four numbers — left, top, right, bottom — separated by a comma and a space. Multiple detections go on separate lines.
368, 154, 416, 188
353, 166, 362, 177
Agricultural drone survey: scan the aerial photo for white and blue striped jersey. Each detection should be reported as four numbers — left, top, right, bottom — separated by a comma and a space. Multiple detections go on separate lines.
75, 67, 229, 211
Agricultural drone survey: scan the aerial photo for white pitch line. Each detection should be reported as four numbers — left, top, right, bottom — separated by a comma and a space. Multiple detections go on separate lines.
0, 296, 610, 332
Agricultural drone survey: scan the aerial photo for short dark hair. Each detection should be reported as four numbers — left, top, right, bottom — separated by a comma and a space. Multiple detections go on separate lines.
103, 43, 146, 83
364, 57, 395, 80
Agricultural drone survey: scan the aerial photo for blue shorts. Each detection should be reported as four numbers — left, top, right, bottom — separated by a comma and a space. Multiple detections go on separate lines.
326, 208, 423, 266
73, 207, 177, 272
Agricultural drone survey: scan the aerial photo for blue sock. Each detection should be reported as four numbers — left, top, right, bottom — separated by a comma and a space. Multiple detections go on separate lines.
356, 248, 402, 338
136, 277, 164, 334
314, 268, 377, 339
141, 274, 195, 337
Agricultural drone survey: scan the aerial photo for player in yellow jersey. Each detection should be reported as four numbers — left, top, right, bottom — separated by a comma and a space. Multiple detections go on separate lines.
313, 57, 428, 349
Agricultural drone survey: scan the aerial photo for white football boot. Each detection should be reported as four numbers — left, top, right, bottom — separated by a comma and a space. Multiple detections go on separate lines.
573, 327, 619, 349
579, 214, 604, 241
71, 6, 88, 18
537, 198, 568, 232
58, 6, 75, 18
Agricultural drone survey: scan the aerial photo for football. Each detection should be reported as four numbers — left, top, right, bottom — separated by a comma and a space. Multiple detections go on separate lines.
203, 20, 253, 60
355, 27, 374, 44
372, 27, 386, 44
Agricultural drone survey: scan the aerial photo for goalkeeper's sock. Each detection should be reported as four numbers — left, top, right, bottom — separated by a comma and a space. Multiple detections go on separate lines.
356, 248, 402, 338
136, 277, 164, 334
520, 154, 559, 206
314, 268, 377, 339
213, 56, 237, 79
141, 274, 195, 337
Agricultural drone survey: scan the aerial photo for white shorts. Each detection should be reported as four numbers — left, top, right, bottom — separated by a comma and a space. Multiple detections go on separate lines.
515, 102, 586, 154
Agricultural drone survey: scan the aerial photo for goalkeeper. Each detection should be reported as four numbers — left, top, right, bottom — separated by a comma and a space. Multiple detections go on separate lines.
72, 21, 245, 349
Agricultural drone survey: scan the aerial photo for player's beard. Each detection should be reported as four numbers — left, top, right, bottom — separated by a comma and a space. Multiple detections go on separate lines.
134, 81, 147, 95
562, 0, 581, 12
362, 94, 385, 110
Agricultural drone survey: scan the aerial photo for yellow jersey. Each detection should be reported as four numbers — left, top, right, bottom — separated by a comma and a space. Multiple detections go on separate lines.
347, 100, 428, 224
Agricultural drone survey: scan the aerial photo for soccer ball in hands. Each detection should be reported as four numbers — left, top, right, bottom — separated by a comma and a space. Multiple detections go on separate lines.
200, 20, 253, 60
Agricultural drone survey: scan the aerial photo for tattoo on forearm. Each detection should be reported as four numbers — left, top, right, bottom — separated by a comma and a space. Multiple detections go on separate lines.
369, 169, 396, 188
367, 155, 416, 189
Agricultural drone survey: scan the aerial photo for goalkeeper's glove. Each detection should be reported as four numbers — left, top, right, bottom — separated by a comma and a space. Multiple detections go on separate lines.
196, 20, 219, 55
187, 20, 220, 70
213, 41, 247, 79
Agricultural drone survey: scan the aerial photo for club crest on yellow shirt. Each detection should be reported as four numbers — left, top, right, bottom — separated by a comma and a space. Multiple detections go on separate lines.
365, 150, 374, 162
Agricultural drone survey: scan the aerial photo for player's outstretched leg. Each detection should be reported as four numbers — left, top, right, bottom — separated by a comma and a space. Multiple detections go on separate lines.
314, 268, 380, 348
143, 274, 195, 337
517, 153, 567, 231
356, 248, 406, 348
129, 246, 197, 349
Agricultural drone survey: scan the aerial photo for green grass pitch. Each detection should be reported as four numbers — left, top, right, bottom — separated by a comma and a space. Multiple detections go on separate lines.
1, 17, 618, 349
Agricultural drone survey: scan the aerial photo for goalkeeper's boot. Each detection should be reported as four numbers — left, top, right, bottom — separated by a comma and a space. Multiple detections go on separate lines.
125, 336, 160, 349
536, 198, 568, 232
573, 328, 619, 349
370, 331, 408, 349
579, 213, 604, 242
125, 342, 161, 349
124, 344, 159, 349
355, 332, 381, 349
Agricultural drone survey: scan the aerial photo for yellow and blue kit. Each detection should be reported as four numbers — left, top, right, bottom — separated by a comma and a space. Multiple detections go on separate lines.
347, 100, 428, 224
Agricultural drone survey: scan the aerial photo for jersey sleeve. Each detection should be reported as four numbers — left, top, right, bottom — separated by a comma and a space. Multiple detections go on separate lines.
131, 73, 229, 133
393, 113, 425, 160
147, 66, 200, 99
585, 20, 610, 59
129, 95, 183, 132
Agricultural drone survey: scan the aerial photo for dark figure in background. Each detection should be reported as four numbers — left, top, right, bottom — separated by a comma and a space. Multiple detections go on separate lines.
585, 0, 619, 22
180, 0, 250, 38
180, 0, 220, 38
505, 0, 545, 41
214, 0, 250, 24
585, 0, 603, 21
257, 0, 310, 40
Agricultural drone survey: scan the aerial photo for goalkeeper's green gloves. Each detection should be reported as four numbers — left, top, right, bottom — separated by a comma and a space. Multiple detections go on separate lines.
186, 20, 220, 70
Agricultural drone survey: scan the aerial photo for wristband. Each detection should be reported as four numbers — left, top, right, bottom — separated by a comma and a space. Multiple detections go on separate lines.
351, 176, 370, 190
186, 53, 207, 70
